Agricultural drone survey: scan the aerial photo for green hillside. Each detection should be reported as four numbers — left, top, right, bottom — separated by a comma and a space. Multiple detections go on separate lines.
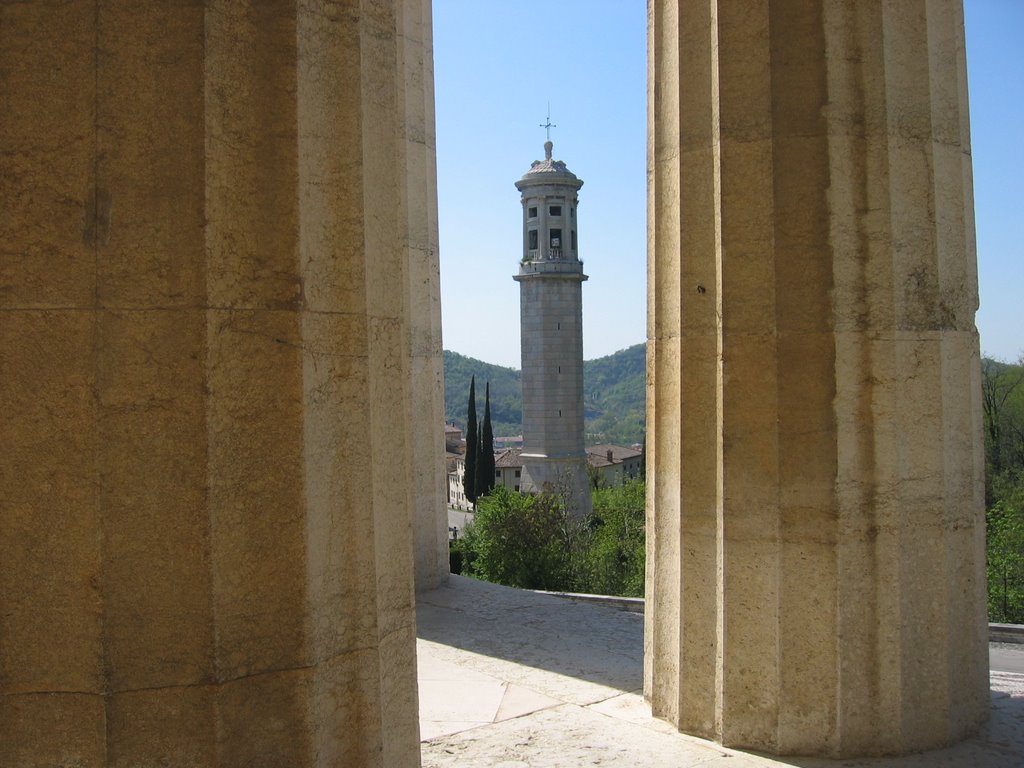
443, 343, 646, 444
443, 351, 522, 437
582, 344, 646, 444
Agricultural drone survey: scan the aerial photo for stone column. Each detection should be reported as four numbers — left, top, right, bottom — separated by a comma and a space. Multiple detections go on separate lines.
647, 0, 988, 757
398, 0, 450, 592
0, 2, 432, 766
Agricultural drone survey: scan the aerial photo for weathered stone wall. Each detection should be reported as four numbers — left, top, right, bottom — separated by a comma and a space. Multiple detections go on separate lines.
0, 2, 437, 765
646, 0, 988, 757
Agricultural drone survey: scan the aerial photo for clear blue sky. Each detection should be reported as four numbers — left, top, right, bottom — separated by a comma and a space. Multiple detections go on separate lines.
434, 0, 1022, 369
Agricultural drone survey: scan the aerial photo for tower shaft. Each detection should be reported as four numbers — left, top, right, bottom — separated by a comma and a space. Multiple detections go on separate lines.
514, 142, 591, 517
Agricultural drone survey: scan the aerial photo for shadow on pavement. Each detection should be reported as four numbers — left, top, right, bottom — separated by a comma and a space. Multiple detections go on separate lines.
416, 574, 643, 695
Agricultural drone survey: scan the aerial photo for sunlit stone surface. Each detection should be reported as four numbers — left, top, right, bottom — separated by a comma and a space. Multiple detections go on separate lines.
646, 0, 988, 756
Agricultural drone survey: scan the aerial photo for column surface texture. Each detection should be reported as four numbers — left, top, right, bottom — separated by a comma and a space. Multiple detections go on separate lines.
646, 0, 987, 757
400, 0, 450, 592
0, 2, 435, 766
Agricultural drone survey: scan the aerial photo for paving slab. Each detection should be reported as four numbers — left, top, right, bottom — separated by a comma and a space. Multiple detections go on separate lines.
418, 576, 1024, 767
417, 574, 643, 707
421, 702, 748, 768
494, 683, 564, 722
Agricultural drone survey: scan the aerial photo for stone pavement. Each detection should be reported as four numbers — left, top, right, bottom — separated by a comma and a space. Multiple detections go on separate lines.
417, 576, 1024, 767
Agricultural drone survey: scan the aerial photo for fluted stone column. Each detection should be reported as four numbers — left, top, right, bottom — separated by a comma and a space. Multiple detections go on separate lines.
647, 0, 988, 757
399, 0, 450, 592
0, 2, 436, 765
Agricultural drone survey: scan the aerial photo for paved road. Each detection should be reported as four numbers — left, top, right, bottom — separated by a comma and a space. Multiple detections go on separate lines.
447, 508, 474, 539
991, 642, 1024, 674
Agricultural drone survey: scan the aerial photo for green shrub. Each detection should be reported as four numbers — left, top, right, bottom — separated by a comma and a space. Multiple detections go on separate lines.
456, 486, 583, 590
582, 480, 646, 597
988, 470, 1024, 623
455, 482, 646, 597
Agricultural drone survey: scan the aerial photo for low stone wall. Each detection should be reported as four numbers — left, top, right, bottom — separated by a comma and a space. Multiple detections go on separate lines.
531, 589, 644, 614
536, 592, 1024, 643
990, 623, 1024, 644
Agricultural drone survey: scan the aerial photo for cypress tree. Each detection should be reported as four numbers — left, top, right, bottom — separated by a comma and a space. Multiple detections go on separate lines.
464, 376, 478, 503
476, 382, 496, 497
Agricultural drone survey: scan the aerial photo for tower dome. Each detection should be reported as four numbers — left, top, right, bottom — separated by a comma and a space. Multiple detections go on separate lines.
515, 141, 584, 264
519, 140, 581, 183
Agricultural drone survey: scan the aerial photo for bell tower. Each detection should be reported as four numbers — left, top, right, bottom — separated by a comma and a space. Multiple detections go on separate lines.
514, 140, 591, 517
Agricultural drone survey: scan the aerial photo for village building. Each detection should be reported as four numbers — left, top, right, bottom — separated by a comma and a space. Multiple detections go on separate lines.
494, 448, 525, 492
444, 422, 464, 454
442, 423, 472, 511
446, 452, 472, 512
586, 444, 643, 487
492, 444, 642, 493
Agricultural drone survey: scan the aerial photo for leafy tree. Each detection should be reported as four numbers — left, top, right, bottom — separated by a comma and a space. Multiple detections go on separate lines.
982, 356, 1024, 622
982, 357, 1024, 477
580, 480, 646, 597
464, 376, 478, 503
455, 487, 581, 590
988, 471, 1024, 622
476, 382, 496, 498
454, 481, 647, 597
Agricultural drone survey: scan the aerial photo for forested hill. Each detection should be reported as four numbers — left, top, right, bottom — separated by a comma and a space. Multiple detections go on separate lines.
443, 343, 646, 445
443, 352, 522, 438
582, 344, 646, 445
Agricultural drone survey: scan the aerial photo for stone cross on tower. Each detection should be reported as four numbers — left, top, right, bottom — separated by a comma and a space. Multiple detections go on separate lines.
514, 141, 592, 518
